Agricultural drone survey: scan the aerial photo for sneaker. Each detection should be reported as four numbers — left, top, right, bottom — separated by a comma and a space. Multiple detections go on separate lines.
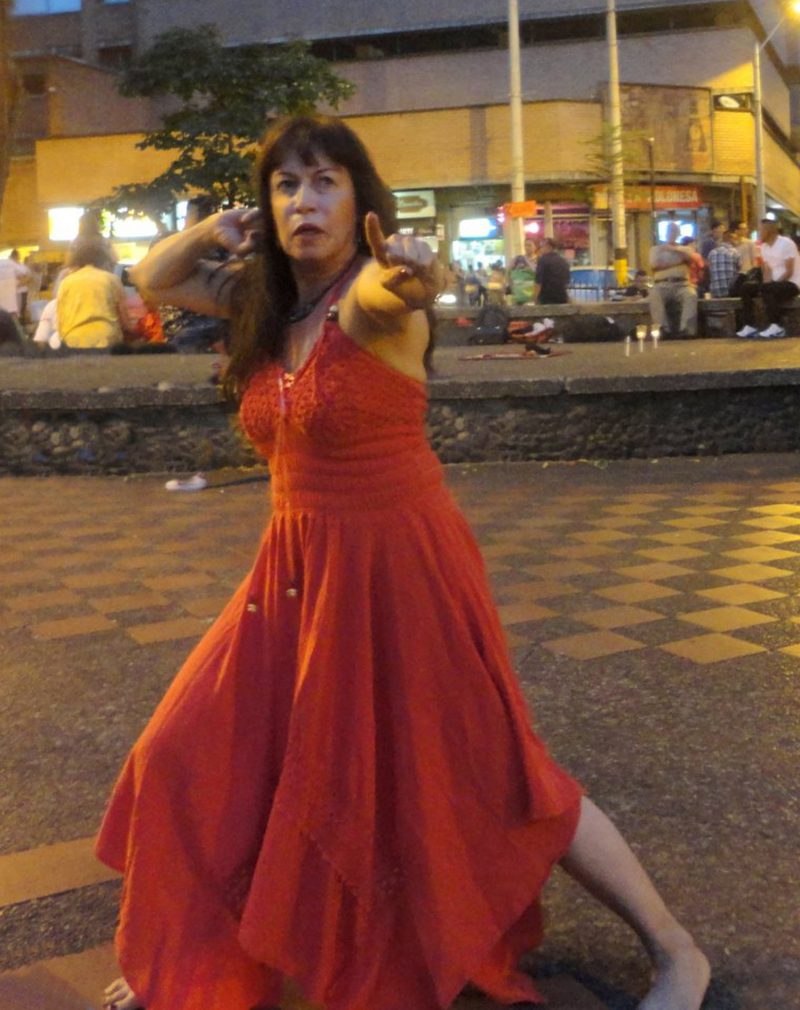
165, 473, 208, 492
758, 324, 787, 339
736, 325, 759, 338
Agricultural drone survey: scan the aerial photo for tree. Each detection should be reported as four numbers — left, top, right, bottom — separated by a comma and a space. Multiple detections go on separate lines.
0, 0, 22, 224
100, 26, 355, 218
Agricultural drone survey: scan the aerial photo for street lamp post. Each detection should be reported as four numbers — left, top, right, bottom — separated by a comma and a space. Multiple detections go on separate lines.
647, 136, 656, 243
607, 0, 628, 287
506, 0, 525, 262
753, 1, 800, 221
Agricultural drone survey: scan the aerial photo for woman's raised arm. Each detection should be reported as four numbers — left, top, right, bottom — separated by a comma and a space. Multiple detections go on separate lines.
130, 209, 262, 317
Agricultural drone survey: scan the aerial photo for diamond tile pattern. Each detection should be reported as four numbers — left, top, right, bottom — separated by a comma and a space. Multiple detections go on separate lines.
4, 467, 800, 677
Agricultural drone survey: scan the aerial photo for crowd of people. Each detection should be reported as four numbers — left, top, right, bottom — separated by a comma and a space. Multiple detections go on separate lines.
3, 210, 799, 356
0, 203, 231, 357
648, 217, 799, 340
444, 238, 572, 308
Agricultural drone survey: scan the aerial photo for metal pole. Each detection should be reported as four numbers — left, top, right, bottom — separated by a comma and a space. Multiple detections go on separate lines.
506, 0, 525, 262
648, 136, 656, 243
753, 39, 766, 221
607, 0, 628, 286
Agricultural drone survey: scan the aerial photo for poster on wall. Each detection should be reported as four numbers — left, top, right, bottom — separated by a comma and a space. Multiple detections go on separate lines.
619, 84, 713, 174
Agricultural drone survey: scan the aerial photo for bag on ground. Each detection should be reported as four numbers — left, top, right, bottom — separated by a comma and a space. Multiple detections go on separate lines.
559, 314, 623, 343
468, 304, 510, 344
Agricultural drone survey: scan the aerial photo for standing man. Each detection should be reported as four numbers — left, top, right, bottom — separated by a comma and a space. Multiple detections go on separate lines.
533, 238, 570, 305
700, 219, 725, 262
648, 222, 701, 337
698, 219, 725, 295
737, 219, 800, 339
0, 250, 30, 319
707, 230, 742, 297
733, 221, 757, 275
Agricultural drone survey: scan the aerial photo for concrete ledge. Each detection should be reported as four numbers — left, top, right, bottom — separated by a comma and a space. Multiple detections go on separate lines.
436, 296, 799, 340
4, 343, 800, 473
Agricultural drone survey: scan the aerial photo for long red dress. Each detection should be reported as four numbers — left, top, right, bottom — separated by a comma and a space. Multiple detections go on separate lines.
95, 310, 584, 1010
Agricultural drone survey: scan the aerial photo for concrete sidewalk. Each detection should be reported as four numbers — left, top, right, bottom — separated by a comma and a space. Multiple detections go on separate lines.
3, 336, 800, 398
1, 454, 799, 1008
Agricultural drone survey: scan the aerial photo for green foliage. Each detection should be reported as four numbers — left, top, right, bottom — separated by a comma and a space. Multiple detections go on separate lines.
583, 123, 654, 181
100, 26, 355, 217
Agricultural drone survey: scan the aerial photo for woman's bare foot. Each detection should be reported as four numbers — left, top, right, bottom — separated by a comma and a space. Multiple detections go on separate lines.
102, 976, 143, 1010
639, 931, 710, 1010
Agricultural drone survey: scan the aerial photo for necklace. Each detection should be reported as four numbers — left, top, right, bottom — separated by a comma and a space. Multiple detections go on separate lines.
287, 252, 360, 324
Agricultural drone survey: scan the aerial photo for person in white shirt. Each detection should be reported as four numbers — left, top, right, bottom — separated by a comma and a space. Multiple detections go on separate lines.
0, 251, 30, 317
737, 218, 800, 339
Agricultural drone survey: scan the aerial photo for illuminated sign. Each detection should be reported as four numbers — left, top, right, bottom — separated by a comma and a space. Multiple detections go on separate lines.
48, 206, 160, 242
458, 217, 498, 239
393, 190, 436, 219
48, 206, 83, 242
593, 185, 702, 211
714, 93, 752, 112
504, 199, 538, 218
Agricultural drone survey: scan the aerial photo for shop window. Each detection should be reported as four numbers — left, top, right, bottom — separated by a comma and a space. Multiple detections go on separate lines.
13, 0, 80, 13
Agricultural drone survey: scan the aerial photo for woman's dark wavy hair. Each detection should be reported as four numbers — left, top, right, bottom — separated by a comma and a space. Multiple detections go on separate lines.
225, 115, 435, 399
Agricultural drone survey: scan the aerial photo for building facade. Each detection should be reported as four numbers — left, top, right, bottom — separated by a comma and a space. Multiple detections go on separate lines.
4, 0, 800, 270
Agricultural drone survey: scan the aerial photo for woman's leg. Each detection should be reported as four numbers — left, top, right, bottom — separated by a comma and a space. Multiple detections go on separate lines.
559, 797, 710, 1010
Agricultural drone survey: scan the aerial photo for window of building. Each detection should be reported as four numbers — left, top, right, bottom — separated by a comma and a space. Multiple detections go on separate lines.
97, 44, 133, 70
310, 1, 744, 62
22, 73, 47, 95
13, 0, 80, 13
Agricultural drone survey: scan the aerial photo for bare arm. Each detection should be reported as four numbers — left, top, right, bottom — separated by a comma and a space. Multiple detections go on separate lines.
129, 209, 261, 316
650, 244, 693, 271
113, 279, 136, 335
341, 213, 443, 350
333, 214, 444, 378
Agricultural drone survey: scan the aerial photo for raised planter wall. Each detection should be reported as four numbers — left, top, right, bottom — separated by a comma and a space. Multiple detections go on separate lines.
4, 381, 800, 475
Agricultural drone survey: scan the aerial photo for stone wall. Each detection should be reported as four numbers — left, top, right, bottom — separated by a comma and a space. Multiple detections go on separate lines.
4, 385, 800, 475
429, 387, 800, 464
0, 405, 257, 476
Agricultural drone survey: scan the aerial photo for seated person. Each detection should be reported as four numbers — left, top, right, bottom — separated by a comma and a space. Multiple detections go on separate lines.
624, 269, 650, 298
32, 299, 61, 349
57, 239, 135, 350
0, 307, 23, 348
707, 232, 741, 297
737, 218, 800, 339
648, 223, 701, 337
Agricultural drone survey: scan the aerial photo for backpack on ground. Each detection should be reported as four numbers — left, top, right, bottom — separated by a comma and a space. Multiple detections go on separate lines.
559, 314, 623, 343
468, 304, 510, 344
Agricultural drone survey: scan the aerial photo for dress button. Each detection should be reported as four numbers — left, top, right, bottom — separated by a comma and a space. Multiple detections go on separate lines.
246, 603, 258, 613
286, 587, 299, 598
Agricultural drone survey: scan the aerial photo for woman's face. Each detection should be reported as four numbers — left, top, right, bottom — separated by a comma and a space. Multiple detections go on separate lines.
269, 150, 358, 270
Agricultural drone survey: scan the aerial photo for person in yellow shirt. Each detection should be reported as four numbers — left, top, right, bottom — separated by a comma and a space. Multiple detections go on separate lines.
57, 239, 134, 350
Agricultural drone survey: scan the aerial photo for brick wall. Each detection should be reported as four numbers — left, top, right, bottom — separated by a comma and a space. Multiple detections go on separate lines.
713, 110, 755, 178
0, 158, 47, 247
47, 61, 156, 137
35, 134, 174, 206
342, 102, 602, 189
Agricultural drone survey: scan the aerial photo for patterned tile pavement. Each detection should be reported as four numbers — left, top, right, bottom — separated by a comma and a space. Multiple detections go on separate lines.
1, 457, 800, 1008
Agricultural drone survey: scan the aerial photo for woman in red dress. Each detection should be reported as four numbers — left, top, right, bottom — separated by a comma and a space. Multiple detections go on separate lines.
99, 116, 709, 1010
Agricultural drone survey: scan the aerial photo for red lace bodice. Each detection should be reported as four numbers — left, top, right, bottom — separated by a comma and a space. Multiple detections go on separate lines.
239, 318, 443, 512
